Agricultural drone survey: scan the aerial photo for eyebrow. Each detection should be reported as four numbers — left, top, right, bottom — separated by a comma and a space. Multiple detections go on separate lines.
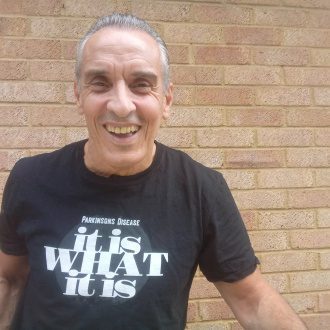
131, 70, 158, 83
83, 69, 159, 84
84, 69, 108, 79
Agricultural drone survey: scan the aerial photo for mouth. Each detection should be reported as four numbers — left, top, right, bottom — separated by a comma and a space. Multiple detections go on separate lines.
104, 124, 140, 137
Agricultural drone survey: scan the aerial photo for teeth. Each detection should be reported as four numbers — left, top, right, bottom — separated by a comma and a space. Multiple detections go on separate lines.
105, 125, 139, 134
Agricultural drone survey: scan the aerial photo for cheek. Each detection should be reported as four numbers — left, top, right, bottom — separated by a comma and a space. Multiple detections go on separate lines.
81, 94, 108, 116
136, 98, 164, 122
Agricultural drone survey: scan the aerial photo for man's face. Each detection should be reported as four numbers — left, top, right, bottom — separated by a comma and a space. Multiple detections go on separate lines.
74, 27, 173, 176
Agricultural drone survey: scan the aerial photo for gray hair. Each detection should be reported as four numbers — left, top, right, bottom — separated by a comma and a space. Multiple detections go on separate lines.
75, 13, 170, 90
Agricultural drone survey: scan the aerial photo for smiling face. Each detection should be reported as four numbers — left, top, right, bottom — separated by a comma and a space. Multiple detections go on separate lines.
74, 27, 173, 176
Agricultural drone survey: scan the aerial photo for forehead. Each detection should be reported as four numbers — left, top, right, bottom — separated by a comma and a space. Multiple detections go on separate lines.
82, 27, 161, 70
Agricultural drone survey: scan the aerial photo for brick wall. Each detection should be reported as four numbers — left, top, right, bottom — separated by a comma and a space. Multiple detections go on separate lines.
1, 0, 329, 328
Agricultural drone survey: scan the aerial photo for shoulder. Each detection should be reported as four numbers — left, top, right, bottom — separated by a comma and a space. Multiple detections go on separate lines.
157, 142, 227, 193
10, 140, 85, 181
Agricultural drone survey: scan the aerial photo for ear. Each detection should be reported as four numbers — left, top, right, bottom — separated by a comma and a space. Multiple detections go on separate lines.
162, 83, 173, 120
74, 80, 84, 115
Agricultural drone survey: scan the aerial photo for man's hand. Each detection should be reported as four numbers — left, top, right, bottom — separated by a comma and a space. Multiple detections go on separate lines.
214, 268, 307, 329
0, 251, 29, 329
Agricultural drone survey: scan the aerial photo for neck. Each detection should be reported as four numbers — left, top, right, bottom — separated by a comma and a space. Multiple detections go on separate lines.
83, 141, 156, 177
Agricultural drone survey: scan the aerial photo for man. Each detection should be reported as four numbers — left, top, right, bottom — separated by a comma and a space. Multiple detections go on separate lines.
0, 13, 307, 330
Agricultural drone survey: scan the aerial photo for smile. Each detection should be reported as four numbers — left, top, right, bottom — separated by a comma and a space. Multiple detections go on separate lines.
104, 124, 140, 135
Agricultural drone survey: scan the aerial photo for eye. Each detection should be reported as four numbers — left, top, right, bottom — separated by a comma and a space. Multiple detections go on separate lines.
130, 81, 152, 94
90, 80, 109, 92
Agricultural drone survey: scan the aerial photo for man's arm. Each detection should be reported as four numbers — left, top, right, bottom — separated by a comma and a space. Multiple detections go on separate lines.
214, 268, 307, 330
0, 251, 29, 329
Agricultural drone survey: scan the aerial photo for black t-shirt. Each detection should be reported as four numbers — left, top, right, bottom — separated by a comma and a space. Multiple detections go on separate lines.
0, 140, 258, 330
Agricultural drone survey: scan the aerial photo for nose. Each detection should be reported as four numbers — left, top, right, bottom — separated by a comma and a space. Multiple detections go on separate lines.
106, 82, 136, 118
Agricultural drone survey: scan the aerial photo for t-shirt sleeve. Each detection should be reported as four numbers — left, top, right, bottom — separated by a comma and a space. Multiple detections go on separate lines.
198, 172, 258, 283
0, 161, 28, 255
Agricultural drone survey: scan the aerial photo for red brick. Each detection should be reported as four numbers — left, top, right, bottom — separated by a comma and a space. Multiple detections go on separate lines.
166, 107, 224, 127
318, 209, 330, 228
7, 150, 29, 170
30, 149, 56, 157
291, 230, 330, 249
256, 87, 311, 106
186, 321, 230, 330
258, 210, 315, 230
319, 292, 330, 311
285, 68, 330, 86
253, 47, 309, 66
65, 83, 76, 104
283, 293, 318, 314
260, 252, 317, 273
288, 189, 330, 208
0, 152, 7, 171
186, 301, 199, 323
224, 27, 281, 45
227, 108, 284, 127
315, 128, 330, 147
0, 0, 22, 14
0, 82, 63, 103
249, 231, 289, 251
0, 39, 61, 59
192, 4, 251, 24
311, 49, 330, 66
0, 60, 27, 80
287, 148, 329, 167
22, 0, 62, 15
0, 127, 65, 148
183, 149, 224, 168
164, 24, 223, 44
30, 18, 91, 39
197, 128, 254, 147
61, 40, 78, 60
315, 169, 330, 187
0, 106, 28, 126
283, 29, 330, 47
228, 0, 280, 4
193, 46, 250, 65
240, 210, 258, 230
221, 170, 256, 190
282, 0, 330, 9
157, 128, 195, 148
29, 61, 75, 81
257, 128, 314, 147
224, 149, 285, 169
290, 271, 330, 292
190, 277, 219, 300
225, 66, 282, 85
263, 273, 289, 293
0, 173, 9, 191
315, 88, 330, 106
0, 17, 27, 36
173, 86, 195, 106
254, 8, 307, 27
62, 0, 129, 17
199, 299, 234, 321
258, 169, 313, 188
308, 10, 330, 28
320, 252, 330, 270
168, 45, 190, 64
301, 314, 330, 330
132, 1, 191, 22
29, 106, 84, 127
65, 128, 88, 145
230, 322, 244, 330
287, 108, 330, 127
196, 87, 254, 105
232, 190, 287, 210
170, 65, 223, 85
